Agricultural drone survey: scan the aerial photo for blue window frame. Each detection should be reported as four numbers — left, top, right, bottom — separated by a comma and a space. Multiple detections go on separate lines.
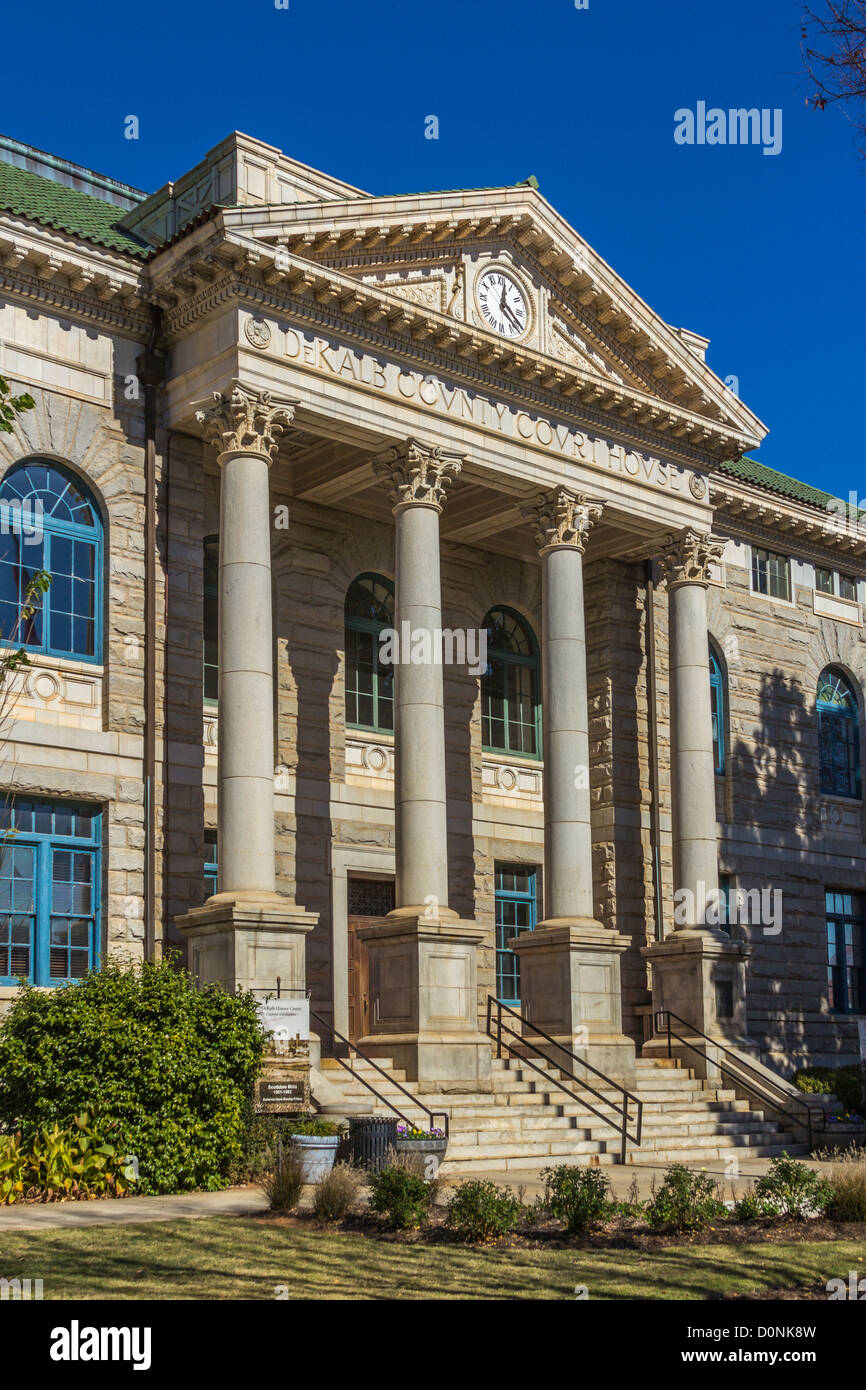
709, 645, 725, 775
345, 574, 394, 734
826, 890, 864, 1015
0, 461, 102, 663
494, 863, 540, 1005
482, 607, 541, 758
0, 798, 101, 986
818, 668, 861, 799
204, 829, 218, 900
203, 537, 218, 704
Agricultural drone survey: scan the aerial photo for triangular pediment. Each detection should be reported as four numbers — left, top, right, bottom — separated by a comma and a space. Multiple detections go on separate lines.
151, 180, 767, 460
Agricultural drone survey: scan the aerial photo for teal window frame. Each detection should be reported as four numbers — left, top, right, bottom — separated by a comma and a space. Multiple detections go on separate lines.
0, 798, 102, 987
204, 829, 218, 900
494, 863, 540, 1006
203, 536, 218, 705
481, 606, 541, 759
344, 573, 395, 735
818, 667, 861, 799
709, 645, 725, 775
0, 461, 102, 664
825, 889, 864, 1015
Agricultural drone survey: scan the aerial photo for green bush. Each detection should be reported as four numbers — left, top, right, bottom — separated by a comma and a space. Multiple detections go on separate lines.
793, 1065, 863, 1111
0, 1114, 136, 1204
287, 1117, 342, 1137
732, 1190, 764, 1222
542, 1164, 611, 1232
445, 1179, 523, 1243
368, 1164, 432, 1229
826, 1157, 866, 1223
0, 958, 265, 1195
646, 1165, 727, 1233
753, 1153, 832, 1219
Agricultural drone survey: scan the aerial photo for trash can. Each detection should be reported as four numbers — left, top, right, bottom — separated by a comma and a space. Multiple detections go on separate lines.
349, 1115, 398, 1173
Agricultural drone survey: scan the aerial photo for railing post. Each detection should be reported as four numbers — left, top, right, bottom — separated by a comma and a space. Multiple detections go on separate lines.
666, 1011, 671, 1060
621, 1096, 628, 1163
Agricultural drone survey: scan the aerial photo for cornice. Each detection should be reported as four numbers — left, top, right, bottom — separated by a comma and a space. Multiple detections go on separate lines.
0, 220, 149, 335
151, 233, 754, 466
711, 485, 866, 566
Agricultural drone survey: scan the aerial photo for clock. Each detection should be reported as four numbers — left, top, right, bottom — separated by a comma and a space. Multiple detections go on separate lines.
476, 269, 529, 338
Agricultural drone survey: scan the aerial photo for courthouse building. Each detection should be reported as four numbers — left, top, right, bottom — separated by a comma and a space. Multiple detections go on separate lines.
0, 130, 863, 1151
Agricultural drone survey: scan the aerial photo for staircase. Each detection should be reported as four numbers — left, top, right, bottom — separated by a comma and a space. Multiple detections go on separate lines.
319, 1053, 808, 1175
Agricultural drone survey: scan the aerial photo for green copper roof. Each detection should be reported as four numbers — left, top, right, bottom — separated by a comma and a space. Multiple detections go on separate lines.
720, 456, 840, 512
0, 161, 149, 259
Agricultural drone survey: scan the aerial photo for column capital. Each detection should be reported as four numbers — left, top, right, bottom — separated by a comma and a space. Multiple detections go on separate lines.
372, 437, 463, 512
195, 382, 298, 463
522, 486, 603, 557
659, 527, 726, 588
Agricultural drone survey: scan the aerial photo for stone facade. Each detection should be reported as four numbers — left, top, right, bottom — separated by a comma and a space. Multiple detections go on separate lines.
0, 132, 863, 1081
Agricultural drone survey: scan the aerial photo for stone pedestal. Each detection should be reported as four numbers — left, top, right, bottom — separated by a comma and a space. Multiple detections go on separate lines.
642, 931, 753, 1077
357, 908, 492, 1090
511, 920, 636, 1081
177, 893, 317, 997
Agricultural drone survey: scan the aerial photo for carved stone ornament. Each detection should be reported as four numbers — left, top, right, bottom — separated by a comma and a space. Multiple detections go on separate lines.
195, 383, 297, 461
372, 438, 464, 511
522, 486, 603, 556
244, 317, 272, 349
659, 527, 726, 587
689, 472, 708, 500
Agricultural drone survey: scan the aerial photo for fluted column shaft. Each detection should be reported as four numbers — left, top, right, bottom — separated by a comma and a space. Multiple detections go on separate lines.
196, 383, 296, 896
524, 488, 602, 921
661, 529, 726, 928
373, 439, 463, 913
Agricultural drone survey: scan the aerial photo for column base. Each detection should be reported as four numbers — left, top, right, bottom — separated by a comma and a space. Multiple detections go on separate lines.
176, 892, 318, 996
509, 919, 637, 1083
642, 930, 754, 1079
357, 908, 492, 1091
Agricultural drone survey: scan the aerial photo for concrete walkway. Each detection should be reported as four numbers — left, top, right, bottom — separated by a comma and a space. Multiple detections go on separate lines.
0, 1155, 840, 1229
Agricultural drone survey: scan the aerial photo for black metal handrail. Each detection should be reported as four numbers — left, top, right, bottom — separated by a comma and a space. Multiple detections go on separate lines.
310, 1009, 449, 1138
654, 1009, 823, 1150
486, 997, 643, 1163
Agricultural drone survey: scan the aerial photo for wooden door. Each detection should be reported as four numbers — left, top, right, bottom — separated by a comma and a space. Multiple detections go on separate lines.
347, 878, 395, 1043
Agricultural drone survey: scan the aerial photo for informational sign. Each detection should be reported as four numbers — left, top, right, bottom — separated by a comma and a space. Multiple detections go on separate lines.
258, 1080, 306, 1108
256, 997, 309, 1041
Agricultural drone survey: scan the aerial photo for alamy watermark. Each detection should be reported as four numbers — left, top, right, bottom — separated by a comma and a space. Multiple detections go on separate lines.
673, 880, 782, 934
675, 103, 782, 157
0, 497, 43, 544
379, 622, 487, 676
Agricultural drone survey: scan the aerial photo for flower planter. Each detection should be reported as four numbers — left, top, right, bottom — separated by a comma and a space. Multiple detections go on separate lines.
818, 1123, 866, 1153
290, 1134, 340, 1182
393, 1136, 449, 1175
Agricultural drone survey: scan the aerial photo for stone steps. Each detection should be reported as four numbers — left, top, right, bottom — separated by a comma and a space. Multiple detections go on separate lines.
321, 1052, 804, 1174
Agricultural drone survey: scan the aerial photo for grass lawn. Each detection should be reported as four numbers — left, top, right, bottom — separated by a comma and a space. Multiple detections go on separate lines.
1, 1218, 863, 1299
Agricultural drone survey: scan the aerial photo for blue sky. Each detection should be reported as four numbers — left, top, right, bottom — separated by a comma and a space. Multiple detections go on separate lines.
3, 0, 863, 496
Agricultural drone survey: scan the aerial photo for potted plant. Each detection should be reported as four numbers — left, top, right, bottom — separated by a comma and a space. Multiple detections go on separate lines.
818, 1111, 866, 1153
393, 1123, 448, 1176
288, 1118, 344, 1182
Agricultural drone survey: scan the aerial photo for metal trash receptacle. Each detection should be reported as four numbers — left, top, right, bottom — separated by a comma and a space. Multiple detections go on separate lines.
349, 1115, 398, 1172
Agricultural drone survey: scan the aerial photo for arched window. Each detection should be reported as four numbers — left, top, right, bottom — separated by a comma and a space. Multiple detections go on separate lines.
709, 644, 725, 775
0, 461, 102, 662
481, 607, 541, 758
345, 574, 394, 733
818, 667, 861, 799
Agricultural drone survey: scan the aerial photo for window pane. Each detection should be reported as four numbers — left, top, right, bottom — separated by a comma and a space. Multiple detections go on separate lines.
816, 567, 834, 595
840, 574, 858, 602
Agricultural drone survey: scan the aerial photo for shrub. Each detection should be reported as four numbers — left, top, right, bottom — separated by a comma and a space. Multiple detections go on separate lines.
793, 1065, 863, 1112
313, 1162, 364, 1223
0, 958, 265, 1195
445, 1179, 523, 1243
646, 1165, 727, 1233
542, 1164, 611, 1232
732, 1189, 763, 1222
260, 1140, 305, 1213
288, 1118, 342, 1138
368, 1163, 432, 1229
826, 1157, 866, 1223
0, 1114, 137, 1204
752, 1153, 832, 1219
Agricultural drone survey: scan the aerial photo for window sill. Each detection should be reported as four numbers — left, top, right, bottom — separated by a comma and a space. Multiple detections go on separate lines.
820, 793, 862, 807
0, 646, 104, 677
482, 749, 543, 767
347, 727, 394, 744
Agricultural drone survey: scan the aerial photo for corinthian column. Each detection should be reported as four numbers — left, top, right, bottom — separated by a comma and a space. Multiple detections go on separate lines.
356, 438, 491, 1090
509, 486, 635, 1080
642, 527, 752, 1054
177, 382, 317, 1002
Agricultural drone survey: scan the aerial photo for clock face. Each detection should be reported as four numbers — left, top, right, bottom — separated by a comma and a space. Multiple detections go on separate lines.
476, 269, 529, 338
